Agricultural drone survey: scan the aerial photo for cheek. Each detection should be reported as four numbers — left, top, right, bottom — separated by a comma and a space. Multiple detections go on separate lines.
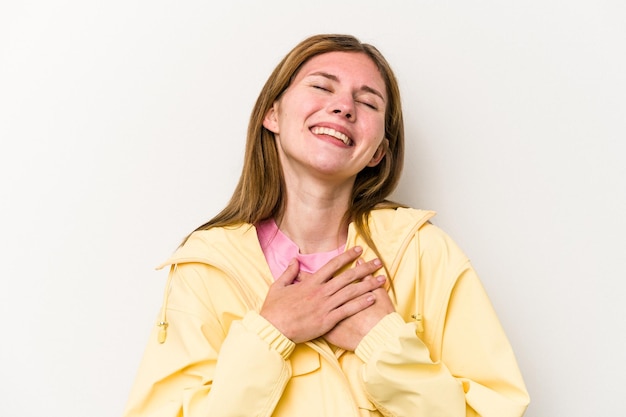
279, 97, 317, 127
365, 115, 386, 139
301, 97, 325, 116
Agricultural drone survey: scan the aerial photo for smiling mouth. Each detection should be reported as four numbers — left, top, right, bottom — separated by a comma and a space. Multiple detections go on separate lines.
311, 126, 353, 146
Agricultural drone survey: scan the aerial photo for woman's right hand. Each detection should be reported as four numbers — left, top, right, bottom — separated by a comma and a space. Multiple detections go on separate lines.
259, 246, 386, 344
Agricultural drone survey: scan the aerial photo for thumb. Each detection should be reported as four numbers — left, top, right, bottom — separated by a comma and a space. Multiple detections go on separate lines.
276, 258, 300, 286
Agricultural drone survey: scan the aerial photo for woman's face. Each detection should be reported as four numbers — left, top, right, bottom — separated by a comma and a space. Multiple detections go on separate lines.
263, 51, 387, 186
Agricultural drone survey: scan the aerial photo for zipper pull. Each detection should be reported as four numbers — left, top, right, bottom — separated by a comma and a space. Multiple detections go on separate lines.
157, 321, 168, 344
411, 314, 424, 333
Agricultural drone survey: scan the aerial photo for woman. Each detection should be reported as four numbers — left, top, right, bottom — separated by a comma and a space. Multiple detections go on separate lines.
124, 34, 529, 417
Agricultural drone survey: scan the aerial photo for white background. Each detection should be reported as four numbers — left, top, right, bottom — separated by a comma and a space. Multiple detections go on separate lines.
1, 1, 624, 416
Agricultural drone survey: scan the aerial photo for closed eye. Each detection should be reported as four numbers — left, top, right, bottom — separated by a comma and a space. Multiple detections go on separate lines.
312, 85, 331, 92
358, 100, 378, 110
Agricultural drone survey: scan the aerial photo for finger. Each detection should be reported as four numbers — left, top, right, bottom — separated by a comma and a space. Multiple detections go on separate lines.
328, 275, 386, 309
326, 257, 383, 293
356, 258, 375, 281
275, 258, 300, 287
313, 246, 364, 283
295, 270, 312, 283
327, 292, 377, 324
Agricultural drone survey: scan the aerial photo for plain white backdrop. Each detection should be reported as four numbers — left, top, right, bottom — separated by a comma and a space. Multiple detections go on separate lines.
1, 1, 624, 416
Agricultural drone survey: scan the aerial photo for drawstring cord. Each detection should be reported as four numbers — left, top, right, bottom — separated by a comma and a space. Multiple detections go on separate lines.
414, 225, 425, 334
157, 265, 176, 344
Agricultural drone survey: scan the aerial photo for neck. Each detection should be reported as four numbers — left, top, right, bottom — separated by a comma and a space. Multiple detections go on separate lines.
277, 178, 353, 254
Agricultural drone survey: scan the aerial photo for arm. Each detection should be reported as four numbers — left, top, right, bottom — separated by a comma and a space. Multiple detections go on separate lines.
125, 248, 386, 417
355, 312, 466, 416
439, 265, 530, 416
355, 262, 529, 417
123, 262, 295, 417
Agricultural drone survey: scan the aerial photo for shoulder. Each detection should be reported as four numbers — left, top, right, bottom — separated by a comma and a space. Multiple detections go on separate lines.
417, 222, 471, 275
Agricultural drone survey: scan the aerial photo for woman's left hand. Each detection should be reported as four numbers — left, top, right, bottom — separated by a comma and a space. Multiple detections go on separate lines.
323, 260, 395, 351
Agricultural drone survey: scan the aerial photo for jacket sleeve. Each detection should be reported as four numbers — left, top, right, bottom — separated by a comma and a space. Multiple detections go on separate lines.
123, 262, 295, 417
441, 264, 529, 417
355, 312, 467, 416
354, 231, 529, 417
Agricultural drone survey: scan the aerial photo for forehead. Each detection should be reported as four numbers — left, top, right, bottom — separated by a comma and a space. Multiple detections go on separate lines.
295, 52, 386, 97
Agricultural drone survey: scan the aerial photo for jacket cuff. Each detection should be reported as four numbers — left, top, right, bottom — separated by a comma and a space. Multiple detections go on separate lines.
242, 311, 296, 360
355, 312, 406, 362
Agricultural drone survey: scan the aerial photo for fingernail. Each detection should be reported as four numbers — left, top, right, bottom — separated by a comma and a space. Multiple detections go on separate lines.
373, 258, 382, 267
367, 295, 375, 302
376, 275, 386, 283
354, 246, 363, 253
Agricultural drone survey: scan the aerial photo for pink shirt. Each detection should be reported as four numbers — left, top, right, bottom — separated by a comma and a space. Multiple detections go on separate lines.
256, 218, 346, 280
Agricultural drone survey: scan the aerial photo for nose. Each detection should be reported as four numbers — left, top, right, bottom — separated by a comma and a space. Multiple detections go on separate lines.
329, 94, 355, 121
332, 108, 353, 120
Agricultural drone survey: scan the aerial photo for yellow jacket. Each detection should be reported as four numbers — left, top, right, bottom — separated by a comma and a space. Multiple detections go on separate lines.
124, 208, 529, 416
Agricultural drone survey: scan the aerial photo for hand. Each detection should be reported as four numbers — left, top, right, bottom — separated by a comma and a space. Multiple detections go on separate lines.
324, 259, 395, 351
260, 246, 386, 344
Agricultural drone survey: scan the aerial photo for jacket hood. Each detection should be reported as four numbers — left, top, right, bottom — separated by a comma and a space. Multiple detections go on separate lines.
159, 208, 436, 276
352, 208, 435, 277
157, 223, 270, 277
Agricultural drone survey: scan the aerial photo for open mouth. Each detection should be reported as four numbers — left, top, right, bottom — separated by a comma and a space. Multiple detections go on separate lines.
311, 126, 353, 146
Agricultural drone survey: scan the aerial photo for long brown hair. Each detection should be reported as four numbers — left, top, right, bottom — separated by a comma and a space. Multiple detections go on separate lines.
185, 34, 406, 250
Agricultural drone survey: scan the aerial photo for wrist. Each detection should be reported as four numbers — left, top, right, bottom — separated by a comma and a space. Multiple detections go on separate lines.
243, 311, 296, 360
355, 312, 405, 362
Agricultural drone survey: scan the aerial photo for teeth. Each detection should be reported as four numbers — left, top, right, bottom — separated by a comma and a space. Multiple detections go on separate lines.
312, 126, 351, 145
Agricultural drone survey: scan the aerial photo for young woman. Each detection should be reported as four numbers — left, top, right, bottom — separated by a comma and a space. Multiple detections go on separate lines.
124, 34, 529, 417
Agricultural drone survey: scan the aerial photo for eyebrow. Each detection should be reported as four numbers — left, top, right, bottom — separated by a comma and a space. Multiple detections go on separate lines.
308, 71, 386, 102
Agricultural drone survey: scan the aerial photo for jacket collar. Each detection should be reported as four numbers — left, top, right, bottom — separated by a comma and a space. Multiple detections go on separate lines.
158, 208, 436, 275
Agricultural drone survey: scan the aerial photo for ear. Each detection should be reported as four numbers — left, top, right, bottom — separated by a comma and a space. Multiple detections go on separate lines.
367, 138, 388, 167
262, 102, 280, 134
